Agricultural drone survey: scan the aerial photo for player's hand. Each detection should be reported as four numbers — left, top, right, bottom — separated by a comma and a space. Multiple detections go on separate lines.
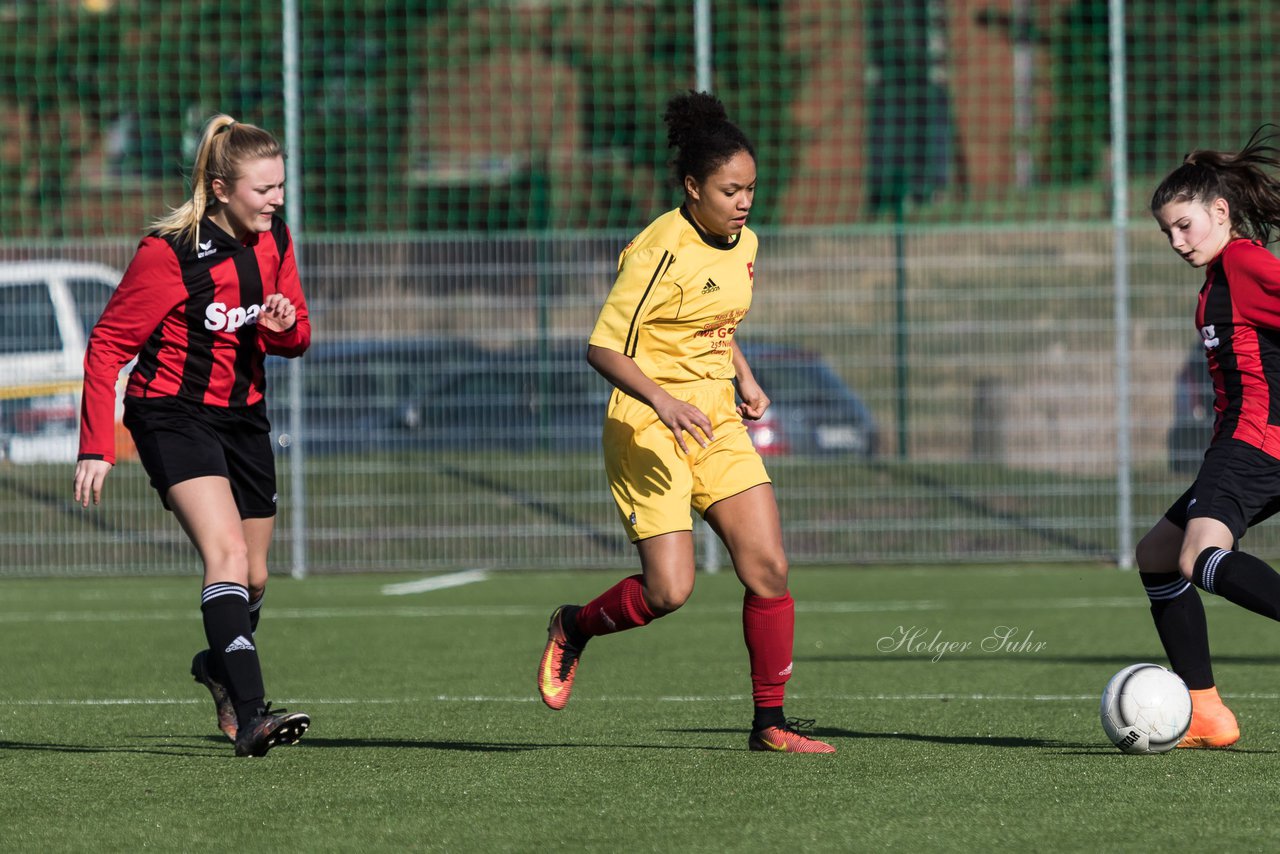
259, 293, 297, 333
654, 393, 714, 454
73, 459, 114, 507
735, 377, 771, 421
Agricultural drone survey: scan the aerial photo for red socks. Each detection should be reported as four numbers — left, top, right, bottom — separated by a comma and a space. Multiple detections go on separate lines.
743, 590, 794, 708
576, 574, 656, 637
575, 579, 796, 710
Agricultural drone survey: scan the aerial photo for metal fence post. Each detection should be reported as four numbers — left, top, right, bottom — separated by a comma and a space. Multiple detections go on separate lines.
283, 0, 308, 579
1110, 0, 1133, 568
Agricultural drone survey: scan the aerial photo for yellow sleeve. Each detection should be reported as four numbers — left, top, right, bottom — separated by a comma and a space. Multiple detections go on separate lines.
588, 246, 674, 357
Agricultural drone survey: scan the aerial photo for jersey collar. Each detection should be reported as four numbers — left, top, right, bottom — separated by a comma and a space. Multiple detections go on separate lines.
680, 205, 740, 251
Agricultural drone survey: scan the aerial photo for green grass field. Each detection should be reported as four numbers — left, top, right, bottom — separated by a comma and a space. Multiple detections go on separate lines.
2, 565, 1278, 851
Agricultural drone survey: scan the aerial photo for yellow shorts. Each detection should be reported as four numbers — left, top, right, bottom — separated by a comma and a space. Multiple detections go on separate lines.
602, 379, 771, 542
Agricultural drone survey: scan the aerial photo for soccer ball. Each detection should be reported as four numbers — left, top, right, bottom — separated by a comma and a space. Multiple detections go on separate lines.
1099, 663, 1192, 754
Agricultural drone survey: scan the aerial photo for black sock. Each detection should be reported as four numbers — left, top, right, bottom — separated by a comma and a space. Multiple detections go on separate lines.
249, 593, 263, 634
752, 705, 786, 731
1141, 571, 1214, 689
561, 605, 590, 650
201, 582, 266, 727
1193, 547, 1280, 621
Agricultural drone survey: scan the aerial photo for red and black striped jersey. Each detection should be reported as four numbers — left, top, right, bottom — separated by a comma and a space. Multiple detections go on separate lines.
78, 215, 310, 464
1197, 238, 1280, 458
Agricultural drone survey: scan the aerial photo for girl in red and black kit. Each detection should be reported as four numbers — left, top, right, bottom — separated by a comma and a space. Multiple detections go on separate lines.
1138, 127, 1280, 749
73, 114, 310, 757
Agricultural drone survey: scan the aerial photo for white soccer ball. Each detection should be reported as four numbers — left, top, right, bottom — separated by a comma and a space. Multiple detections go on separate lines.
1099, 663, 1192, 754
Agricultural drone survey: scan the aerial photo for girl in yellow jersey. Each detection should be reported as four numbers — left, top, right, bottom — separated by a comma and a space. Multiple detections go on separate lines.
537, 91, 834, 753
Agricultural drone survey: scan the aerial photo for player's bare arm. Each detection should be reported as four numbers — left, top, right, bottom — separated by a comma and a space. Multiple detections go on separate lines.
730, 341, 770, 421
586, 343, 714, 453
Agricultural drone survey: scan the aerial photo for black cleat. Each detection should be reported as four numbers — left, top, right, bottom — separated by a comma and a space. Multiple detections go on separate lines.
191, 650, 238, 741
234, 704, 310, 757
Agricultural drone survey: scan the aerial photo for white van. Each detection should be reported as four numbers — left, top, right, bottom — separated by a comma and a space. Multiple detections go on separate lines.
0, 261, 123, 463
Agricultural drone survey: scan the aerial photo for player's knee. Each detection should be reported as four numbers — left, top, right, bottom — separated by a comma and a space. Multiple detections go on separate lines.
1134, 533, 1165, 574
741, 554, 789, 598
1135, 526, 1179, 575
645, 580, 693, 615
1177, 549, 1203, 582
1175, 536, 1219, 581
202, 540, 251, 579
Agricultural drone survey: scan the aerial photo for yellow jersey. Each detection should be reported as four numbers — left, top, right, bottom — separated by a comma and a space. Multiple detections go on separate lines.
589, 207, 758, 386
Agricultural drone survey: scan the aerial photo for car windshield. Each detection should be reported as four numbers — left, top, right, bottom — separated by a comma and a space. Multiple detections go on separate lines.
0, 282, 62, 355
752, 361, 848, 404
302, 348, 475, 407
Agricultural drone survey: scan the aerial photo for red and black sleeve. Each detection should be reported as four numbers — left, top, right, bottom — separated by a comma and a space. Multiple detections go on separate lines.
258, 221, 310, 358
1222, 241, 1280, 331
77, 238, 183, 463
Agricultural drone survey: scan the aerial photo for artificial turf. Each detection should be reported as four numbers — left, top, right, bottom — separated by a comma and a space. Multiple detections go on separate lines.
2, 564, 1277, 851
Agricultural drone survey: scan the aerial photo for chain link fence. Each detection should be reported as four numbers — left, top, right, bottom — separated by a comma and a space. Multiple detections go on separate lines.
3, 0, 1278, 575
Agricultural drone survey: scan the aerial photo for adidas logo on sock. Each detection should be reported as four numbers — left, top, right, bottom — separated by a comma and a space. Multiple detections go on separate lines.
225, 635, 256, 653
701, 278, 720, 294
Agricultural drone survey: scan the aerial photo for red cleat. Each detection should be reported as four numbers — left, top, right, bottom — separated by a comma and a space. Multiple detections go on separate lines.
748, 719, 837, 754
538, 605, 583, 711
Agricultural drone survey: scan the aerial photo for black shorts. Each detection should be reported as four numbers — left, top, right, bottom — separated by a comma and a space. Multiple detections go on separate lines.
1162, 438, 1280, 539
123, 397, 277, 519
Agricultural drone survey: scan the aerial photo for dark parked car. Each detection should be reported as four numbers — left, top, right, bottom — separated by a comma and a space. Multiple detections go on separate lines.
738, 343, 878, 457
266, 338, 610, 454
427, 343, 611, 451
1168, 347, 1214, 474
267, 338, 876, 457
268, 338, 474, 454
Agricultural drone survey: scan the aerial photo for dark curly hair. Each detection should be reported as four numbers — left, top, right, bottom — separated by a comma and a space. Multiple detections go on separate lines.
663, 90, 755, 191
1151, 125, 1280, 245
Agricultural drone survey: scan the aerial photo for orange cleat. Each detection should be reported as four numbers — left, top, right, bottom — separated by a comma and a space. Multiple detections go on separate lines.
748, 719, 837, 754
538, 605, 583, 711
1177, 687, 1240, 749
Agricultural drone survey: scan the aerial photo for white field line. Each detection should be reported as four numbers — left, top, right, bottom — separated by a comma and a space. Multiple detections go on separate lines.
0, 596, 1156, 624
4, 691, 1278, 707
381, 569, 491, 596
